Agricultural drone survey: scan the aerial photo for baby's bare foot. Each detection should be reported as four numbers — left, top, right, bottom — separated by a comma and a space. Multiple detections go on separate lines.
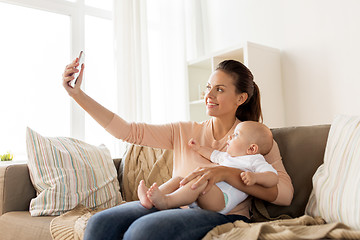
137, 180, 153, 209
147, 183, 169, 210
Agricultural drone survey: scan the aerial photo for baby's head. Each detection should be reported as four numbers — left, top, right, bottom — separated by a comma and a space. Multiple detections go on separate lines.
226, 121, 273, 157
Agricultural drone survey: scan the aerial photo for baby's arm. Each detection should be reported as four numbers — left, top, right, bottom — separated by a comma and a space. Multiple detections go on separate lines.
188, 138, 214, 160
241, 171, 278, 188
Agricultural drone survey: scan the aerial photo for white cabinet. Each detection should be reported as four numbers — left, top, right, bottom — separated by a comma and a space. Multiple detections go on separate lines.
186, 41, 285, 128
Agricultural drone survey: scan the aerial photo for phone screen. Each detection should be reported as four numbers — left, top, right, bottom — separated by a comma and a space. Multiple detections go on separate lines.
70, 51, 85, 88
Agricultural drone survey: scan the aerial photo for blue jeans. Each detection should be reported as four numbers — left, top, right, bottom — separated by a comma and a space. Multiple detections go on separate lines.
83, 201, 249, 240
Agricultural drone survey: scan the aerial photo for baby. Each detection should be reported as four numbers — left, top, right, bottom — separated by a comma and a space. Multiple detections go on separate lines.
137, 121, 278, 214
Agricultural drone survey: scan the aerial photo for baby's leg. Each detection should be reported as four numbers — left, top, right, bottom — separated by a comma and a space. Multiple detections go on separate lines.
197, 185, 225, 212
158, 176, 183, 194
147, 177, 207, 210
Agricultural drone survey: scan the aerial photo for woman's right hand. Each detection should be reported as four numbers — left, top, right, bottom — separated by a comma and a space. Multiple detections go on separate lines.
62, 58, 84, 97
180, 165, 229, 195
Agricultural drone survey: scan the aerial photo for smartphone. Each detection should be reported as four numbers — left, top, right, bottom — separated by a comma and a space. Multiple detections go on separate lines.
70, 51, 85, 88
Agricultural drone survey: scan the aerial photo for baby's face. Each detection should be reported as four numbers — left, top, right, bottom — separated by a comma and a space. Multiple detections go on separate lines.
226, 124, 250, 157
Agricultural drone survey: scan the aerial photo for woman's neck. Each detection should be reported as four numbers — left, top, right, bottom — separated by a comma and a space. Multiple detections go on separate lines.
212, 116, 237, 141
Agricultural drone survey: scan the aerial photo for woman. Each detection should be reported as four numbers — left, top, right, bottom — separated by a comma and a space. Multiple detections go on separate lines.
62, 59, 293, 240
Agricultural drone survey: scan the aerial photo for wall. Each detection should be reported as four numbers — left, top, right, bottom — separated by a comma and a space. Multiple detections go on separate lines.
203, 0, 360, 127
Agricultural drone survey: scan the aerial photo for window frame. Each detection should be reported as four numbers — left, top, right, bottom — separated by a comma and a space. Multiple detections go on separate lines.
0, 0, 113, 140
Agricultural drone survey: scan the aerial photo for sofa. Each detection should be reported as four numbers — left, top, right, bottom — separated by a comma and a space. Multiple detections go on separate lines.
0, 124, 331, 240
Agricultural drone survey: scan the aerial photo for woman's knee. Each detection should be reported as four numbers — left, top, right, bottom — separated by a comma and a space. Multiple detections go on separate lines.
84, 211, 114, 239
87, 210, 106, 228
124, 217, 156, 240
123, 213, 175, 240
123, 209, 228, 240
85, 202, 154, 240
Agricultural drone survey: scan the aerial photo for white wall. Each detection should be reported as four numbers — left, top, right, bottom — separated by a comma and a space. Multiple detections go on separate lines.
203, 0, 360, 127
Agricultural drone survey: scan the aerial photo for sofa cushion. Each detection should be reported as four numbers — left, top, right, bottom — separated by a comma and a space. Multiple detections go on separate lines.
0, 163, 36, 214
306, 115, 360, 230
0, 211, 54, 240
26, 127, 122, 216
254, 124, 330, 219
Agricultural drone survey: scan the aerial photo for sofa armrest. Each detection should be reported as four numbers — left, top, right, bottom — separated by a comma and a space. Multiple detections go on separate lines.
0, 163, 36, 215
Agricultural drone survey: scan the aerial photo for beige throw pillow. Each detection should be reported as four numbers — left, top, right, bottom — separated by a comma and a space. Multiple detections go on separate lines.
305, 115, 360, 230
26, 127, 122, 216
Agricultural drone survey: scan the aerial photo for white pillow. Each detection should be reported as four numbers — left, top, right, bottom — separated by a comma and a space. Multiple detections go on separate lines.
26, 127, 122, 216
305, 115, 360, 230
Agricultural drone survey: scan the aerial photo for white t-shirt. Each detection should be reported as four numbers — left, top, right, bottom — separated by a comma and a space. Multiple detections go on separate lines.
210, 150, 277, 174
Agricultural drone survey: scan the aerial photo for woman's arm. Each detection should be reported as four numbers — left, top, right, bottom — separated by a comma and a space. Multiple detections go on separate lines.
180, 165, 278, 202
180, 141, 294, 205
63, 59, 116, 129
241, 171, 278, 188
263, 140, 294, 205
62, 59, 175, 149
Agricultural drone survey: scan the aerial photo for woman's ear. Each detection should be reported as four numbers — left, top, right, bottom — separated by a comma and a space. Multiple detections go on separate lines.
237, 92, 248, 106
247, 144, 258, 155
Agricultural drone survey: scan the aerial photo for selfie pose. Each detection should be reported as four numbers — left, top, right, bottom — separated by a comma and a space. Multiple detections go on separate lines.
62, 58, 293, 240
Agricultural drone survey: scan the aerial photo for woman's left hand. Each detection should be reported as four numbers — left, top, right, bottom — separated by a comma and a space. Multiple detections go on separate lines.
181, 165, 278, 202
180, 165, 228, 195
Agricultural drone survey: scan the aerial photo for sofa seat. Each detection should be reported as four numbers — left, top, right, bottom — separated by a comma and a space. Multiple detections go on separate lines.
0, 211, 54, 240
1, 126, 341, 240
0, 159, 123, 240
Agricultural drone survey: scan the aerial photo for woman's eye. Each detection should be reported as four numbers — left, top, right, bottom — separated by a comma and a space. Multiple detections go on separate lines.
217, 88, 223, 92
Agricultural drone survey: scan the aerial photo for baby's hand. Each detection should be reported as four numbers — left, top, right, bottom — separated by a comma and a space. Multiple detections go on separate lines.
188, 138, 200, 151
240, 172, 256, 186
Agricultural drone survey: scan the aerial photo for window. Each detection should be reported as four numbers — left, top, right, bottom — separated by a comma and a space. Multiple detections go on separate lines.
0, 2, 70, 160
84, 15, 118, 155
85, 0, 112, 11
0, 0, 115, 160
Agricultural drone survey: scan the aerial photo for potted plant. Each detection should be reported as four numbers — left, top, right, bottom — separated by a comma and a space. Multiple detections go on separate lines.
1, 151, 14, 161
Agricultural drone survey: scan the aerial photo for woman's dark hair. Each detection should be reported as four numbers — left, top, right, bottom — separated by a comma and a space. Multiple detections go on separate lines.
216, 60, 263, 122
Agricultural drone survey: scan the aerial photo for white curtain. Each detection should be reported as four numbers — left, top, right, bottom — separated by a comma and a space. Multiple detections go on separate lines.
113, 0, 151, 123
184, 0, 207, 60
146, 0, 188, 123
113, 0, 188, 124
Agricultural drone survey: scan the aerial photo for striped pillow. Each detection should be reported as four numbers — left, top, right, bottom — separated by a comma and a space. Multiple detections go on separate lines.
305, 115, 360, 230
26, 127, 122, 216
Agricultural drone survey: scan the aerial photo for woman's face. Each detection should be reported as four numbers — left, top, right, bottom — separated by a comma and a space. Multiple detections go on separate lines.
205, 70, 244, 118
